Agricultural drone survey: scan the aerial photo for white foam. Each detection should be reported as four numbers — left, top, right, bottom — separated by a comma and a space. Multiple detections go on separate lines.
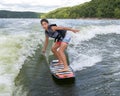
70, 55, 102, 71
71, 25, 120, 44
69, 24, 120, 71
0, 33, 42, 96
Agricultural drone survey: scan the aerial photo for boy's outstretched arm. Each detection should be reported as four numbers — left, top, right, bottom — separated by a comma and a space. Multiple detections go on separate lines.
52, 26, 80, 33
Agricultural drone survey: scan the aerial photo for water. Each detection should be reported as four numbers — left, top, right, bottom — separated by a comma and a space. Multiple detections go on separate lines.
0, 19, 120, 96
0, 19, 43, 96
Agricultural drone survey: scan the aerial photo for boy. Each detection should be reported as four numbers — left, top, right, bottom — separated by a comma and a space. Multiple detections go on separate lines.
41, 19, 79, 72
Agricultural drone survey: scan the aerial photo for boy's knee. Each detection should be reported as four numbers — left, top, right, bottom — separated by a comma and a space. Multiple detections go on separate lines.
51, 47, 56, 52
58, 49, 63, 54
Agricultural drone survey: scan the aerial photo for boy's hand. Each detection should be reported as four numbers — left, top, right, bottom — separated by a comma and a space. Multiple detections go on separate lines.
72, 29, 80, 33
42, 48, 46, 53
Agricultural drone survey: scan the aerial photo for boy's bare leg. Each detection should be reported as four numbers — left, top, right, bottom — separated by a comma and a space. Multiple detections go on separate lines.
57, 42, 69, 72
51, 43, 63, 64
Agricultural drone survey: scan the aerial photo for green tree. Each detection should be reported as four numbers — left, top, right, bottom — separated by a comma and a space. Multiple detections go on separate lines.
42, 0, 120, 19
114, 8, 120, 18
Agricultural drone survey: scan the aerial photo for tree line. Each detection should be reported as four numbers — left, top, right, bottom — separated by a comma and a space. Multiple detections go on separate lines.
42, 0, 120, 19
0, 10, 43, 18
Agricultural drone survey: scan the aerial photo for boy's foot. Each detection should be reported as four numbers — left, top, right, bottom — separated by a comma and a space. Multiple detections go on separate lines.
57, 68, 70, 72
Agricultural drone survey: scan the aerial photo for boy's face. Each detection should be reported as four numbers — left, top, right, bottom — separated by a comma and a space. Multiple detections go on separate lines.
41, 22, 49, 30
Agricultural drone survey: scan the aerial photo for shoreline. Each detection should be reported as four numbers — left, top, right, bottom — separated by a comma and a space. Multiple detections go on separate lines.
0, 18, 120, 20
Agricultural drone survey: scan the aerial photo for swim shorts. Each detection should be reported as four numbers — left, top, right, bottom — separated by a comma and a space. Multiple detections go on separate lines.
56, 32, 71, 45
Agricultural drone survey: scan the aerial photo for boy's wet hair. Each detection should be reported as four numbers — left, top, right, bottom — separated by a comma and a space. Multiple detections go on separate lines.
40, 19, 49, 24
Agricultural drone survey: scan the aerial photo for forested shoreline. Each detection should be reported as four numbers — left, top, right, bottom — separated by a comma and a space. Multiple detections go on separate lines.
0, 10, 43, 18
42, 0, 120, 19
1, 0, 120, 19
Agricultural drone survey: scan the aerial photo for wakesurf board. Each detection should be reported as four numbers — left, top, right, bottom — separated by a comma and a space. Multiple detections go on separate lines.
50, 60, 75, 80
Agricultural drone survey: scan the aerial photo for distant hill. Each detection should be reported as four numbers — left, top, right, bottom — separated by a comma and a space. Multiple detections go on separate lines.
42, 0, 120, 19
0, 10, 43, 18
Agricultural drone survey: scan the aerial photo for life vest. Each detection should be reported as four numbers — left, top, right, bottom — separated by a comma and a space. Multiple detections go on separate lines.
45, 24, 66, 42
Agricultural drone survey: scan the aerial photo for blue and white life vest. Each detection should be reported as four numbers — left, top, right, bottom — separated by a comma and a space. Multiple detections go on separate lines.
45, 24, 66, 42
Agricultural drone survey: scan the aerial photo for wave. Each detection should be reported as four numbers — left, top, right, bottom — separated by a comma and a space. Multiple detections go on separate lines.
68, 24, 120, 71
0, 33, 42, 96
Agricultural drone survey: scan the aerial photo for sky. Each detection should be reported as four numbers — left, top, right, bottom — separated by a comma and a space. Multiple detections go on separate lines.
0, 0, 91, 13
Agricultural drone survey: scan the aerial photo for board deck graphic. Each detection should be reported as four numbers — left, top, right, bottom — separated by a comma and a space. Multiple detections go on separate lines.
50, 60, 75, 79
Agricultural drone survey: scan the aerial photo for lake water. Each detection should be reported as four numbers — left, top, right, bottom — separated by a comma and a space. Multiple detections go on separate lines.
0, 19, 120, 96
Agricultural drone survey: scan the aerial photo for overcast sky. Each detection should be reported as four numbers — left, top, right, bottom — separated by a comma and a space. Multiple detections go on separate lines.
0, 0, 91, 13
